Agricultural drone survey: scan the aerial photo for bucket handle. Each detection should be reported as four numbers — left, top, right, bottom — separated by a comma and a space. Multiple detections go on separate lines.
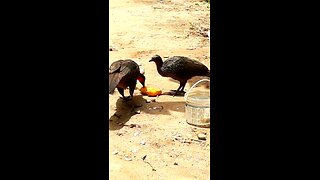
184, 79, 210, 101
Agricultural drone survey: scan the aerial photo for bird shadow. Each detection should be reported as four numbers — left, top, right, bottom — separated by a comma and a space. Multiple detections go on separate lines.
138, 98, 186, 115
109, 95, 146, 131
109, 94, 188, 129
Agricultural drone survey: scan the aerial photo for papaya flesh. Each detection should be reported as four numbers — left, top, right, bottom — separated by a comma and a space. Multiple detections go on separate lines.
140, 87, 162, 97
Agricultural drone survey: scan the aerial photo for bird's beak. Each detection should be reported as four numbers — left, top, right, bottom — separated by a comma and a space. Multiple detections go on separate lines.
149, 59, 153, 62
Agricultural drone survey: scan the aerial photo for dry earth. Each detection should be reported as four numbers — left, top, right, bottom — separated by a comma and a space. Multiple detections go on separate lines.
109, 0, 210, 179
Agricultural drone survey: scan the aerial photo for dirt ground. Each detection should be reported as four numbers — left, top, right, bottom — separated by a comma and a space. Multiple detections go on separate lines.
109, 0, 210, 179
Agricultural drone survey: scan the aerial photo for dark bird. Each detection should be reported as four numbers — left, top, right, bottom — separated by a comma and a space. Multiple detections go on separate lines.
109, 59, 145, 101
149, 55, 210, 96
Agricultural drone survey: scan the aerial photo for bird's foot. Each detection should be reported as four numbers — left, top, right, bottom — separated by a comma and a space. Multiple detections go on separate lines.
121, 96, 133, 102
161, 90, 185, 96
170, 90, 186, 97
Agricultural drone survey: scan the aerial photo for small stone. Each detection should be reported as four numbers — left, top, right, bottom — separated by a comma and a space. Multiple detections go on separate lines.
174, 162, 178, 165
140, 140, 146, 145
131, 149, 137, 153
151, 106, 163, 110
198, 133, 206, 140
109, 46, 118, 51
187, 47, 196, 50
133, 131, 141, 136
124, 155, 132, 161
112, 151, 119, 155
116, 132, 123, 136
146, 99, 151, 103
130, 124, 141, 128
135, 110, 141, 114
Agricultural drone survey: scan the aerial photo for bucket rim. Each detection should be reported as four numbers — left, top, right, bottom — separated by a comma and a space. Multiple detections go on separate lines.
184, 79, 210, 102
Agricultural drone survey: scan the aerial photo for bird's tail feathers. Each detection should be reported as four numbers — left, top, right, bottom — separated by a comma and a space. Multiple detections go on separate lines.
109, 73, 121, 94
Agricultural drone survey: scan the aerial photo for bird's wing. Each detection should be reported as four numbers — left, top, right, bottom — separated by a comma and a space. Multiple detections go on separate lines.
109, 60, 125, 93
109, 73, 121, 94
165, 56, 208, 77
109, 60, 124, 74
119, 60, 139, 77
109, 60, 140, 94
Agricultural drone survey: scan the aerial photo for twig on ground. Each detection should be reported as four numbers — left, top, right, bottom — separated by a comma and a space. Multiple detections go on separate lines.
142, 155, 156, 171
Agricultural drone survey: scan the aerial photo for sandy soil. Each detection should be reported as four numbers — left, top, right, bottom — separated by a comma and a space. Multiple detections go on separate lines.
109, 0, 210, 179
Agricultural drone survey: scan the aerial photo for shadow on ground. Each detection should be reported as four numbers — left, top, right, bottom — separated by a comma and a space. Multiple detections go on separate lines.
138, 99, 186, 115
109, 95, 146, 131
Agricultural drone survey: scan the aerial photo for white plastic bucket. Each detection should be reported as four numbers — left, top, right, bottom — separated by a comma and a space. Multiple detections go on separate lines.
184, 79, 210, 128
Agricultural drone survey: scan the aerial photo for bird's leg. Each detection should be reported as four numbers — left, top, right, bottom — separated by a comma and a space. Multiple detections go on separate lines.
127, 84, 136, 101
173, 82, 187, 97
173, 84, 182, 97
117, 87, 125, 98
180, 82, 187, 93
117, 87, 131, 101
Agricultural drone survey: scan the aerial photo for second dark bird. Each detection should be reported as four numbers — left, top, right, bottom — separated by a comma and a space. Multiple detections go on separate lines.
149, 55, 210, 96
109, 59, 145, 101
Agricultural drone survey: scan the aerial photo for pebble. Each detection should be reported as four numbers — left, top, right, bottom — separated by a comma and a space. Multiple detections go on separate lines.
133, 131, 141, 136
116, 132, 123, 136
140, 140, 146, 145
152, 106, 163, 110
112, 151, 119, 155
191, 128, 197, 132
197, 133, 206, 140
187, 47, 196, 50
109, 47, 117, 51
124, 155, 132, 161
135, 110, 141, 114
131, 149, 137, 153
174, 162, 178, 165
130, 124, 141, 128
146, 99, 157, 103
